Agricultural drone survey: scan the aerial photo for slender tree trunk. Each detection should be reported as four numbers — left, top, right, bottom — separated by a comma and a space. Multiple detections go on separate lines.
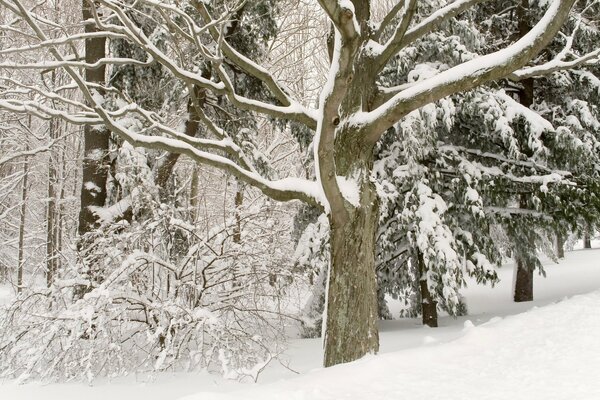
189, 166, 200, 222
513, 0, 535, 303
418, 252, 438, 327
556, 230, 565, 259
78, 0, 110, 236
46, 117, 59, 287
583, 227, 592, 249
324, 179, 379, 367
233, 180, 243, 243
17, 152, 29, 294
514, 258, 534, 302
155, 83, 205, 201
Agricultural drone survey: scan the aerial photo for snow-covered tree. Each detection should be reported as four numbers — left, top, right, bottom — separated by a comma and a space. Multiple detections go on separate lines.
0, 0, 593, 368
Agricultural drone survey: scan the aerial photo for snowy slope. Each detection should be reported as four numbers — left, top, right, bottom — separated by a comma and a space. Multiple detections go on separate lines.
1, 248, 600, 400
183, 289, 600, 400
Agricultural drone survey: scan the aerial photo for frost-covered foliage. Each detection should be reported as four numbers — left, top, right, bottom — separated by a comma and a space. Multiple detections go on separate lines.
373, 0, 600, 318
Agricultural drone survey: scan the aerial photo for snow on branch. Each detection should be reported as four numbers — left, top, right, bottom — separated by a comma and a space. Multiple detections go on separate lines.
372, 0, 417, 70
354, 0, 577, 143
316, 0, 361, 40
373, 0, 491, 71
511, 49, 600, 80
3, 0, 326, 210
0, 139, 59, 166
191, 0, 300, 108
511, 15, 600, 80
0, 31, 129, 56
0, 56, 154, 71
95, 0, 318, 129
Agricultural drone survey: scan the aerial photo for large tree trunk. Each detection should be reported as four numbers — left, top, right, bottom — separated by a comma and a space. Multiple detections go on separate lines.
324, 179, 380, 367
418, 252, 438, 327
78, 0, 110, 237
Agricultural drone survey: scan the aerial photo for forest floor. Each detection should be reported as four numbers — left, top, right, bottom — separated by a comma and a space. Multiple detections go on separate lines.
2, 245, 600, 400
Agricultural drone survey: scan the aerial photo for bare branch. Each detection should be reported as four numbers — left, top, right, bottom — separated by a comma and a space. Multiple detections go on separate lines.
96, 0, 318, 129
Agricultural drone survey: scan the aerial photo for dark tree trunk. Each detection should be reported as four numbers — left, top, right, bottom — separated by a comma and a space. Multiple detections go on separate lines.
189, 166, 200, 222
324, 178, 380, 367
155, 84, 204, 202
233, 180, 243, 243
78, 0, 110, 236
556, 230, 565, 259
514, 258, 534, 302
583, 228, 592, 249
47, 116, 59, 287
513, 1, 535, 303
513, 195, 534, 302
418, 252, 438, 327
17, 150, 29, 293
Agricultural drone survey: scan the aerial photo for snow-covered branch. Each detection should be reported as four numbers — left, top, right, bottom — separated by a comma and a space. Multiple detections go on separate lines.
373, 0, 490, 71
355, 0, 577, 143
95, 0, 318, 129
372, 0, 417, 70
316, 0, 361, 40
5, 0, 325, 209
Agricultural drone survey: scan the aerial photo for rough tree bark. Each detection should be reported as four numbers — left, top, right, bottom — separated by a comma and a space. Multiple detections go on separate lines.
324, 163, 380, 367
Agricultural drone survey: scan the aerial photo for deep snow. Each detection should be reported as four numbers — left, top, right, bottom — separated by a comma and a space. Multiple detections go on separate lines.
2, 247, 600, 400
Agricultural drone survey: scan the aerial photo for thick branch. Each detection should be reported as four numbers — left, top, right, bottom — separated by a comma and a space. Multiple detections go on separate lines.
192, 0, 294, 108
357, 0, 577, 144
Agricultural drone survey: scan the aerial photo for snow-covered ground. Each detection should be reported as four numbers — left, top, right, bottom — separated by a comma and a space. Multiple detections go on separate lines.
2, 247, 600, 400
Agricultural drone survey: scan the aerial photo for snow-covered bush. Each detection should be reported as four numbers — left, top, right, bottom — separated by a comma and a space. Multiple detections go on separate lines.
0, 176, 296, 382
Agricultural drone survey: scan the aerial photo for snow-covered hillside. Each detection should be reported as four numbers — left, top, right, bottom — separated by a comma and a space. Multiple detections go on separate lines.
2, 248, 600, 400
